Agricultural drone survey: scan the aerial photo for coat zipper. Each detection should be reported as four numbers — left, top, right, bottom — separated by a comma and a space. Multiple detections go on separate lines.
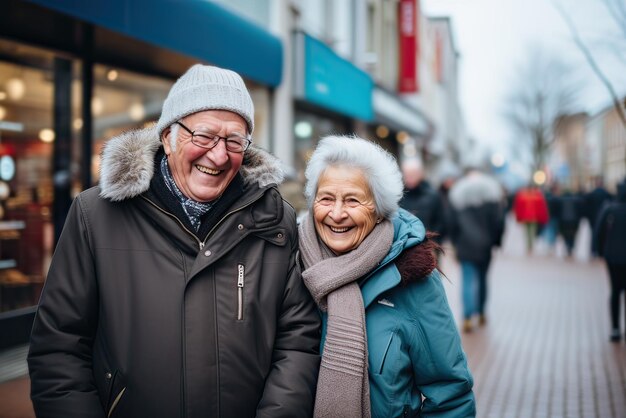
140, 194, 262, 251
202, 199, 259, 246
237, 264, 245, 320
140, 196, 203, 249
140, 190, 270, 416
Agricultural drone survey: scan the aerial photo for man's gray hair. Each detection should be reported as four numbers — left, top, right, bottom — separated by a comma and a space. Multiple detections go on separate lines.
168, 123, 180, 152
304, 134, 403, 219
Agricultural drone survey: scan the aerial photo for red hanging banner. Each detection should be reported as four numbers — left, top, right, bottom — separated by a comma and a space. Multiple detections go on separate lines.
398, 0, 419, 93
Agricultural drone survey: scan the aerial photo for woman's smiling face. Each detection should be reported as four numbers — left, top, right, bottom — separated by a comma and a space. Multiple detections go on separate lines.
313, 165, 379, 255
162, 110, 247, 202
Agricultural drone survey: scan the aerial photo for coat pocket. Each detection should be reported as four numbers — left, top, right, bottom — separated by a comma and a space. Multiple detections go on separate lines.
377, 331, 396, 374
93, 338, 128, 417
106, 371, 127, 418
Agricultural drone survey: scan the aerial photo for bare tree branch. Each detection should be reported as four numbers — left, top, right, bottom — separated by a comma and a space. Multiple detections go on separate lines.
503, 48, 578, 173
602, 0, 626, 39
553, 0, 626, 129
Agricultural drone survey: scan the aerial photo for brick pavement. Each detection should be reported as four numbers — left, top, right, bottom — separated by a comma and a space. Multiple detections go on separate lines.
1, 216, 624, 418
441, 216, 626, 418
0, 377, 32, 418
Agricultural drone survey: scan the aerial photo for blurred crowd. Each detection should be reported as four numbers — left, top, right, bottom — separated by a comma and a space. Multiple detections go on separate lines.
509, 177, 626, 342
290, 158, 626, 341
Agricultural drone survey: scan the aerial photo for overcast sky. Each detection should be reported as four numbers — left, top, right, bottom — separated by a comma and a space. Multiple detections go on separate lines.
421, 0, 626, 158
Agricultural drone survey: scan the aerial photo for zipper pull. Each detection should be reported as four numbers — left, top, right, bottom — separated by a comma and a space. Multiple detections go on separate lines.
237, 264, 245, 288
237, 264, 245, 321
199, 241, 204, 250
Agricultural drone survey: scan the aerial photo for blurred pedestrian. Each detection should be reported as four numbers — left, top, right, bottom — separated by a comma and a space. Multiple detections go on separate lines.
584, 177, 613, 257
557, 190, 584, 257
28, 64, 321, 418
299, 135, 475, 417
399, 158, 447, 244
438, 167, 461, 246
542, 183, 561, 253
512, 185, 549, 254
449, 168, 505, 332
593, 179, 626, 342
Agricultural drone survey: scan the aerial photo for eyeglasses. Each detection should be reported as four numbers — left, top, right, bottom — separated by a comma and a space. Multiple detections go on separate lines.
175, 121, 252, 153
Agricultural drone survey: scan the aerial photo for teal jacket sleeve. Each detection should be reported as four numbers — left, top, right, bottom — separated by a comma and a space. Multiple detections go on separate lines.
410, 271, 476, 417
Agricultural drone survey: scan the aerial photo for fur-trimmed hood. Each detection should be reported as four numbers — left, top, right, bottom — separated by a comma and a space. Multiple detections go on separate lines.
449, 171, 503, 210
98, 126, 284, 202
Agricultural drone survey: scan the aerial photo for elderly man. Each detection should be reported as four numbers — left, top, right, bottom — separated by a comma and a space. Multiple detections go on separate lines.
28, 64, 321, 418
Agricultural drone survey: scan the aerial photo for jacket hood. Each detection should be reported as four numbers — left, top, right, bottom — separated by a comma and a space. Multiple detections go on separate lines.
360, 208, 430, 308
390, 208, 426, 255
368, 209, 426, 277
98, 126, 284, 202
449, 171, 503, 209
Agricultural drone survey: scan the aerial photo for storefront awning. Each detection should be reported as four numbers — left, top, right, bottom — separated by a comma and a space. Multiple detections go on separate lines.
295, 32, 373, 121
373, 87, 432, 138
26, 0, 283, 87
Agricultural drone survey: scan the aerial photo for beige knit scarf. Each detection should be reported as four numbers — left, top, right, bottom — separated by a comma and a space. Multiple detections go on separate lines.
299, 214, 394, 418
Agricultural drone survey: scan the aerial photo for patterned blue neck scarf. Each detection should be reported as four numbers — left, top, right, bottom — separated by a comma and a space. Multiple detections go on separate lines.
160, 156, 213, 231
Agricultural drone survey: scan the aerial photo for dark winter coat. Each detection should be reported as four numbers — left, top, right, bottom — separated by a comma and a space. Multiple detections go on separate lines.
545, 190, 560, 221
584, 186, 612, 227
557, 192, 584, 225
594, 181, 626, 264
399, 180, 447, 242
448, 172, 505, 264
28, 127, 321, 418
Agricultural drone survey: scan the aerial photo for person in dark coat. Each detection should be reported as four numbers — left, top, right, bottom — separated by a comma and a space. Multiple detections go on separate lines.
557, 191, 584, 257
593, 179, 626, 342
584, 177, 613, 256
438, 171, 460, 246
399, 158, 447, 244
542, 183, 561, 253
27, 64, 321, 418
448, 169, 505, 332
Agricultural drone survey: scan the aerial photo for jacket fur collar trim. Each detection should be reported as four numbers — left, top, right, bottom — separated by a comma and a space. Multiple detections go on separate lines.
98, 126, 284, 202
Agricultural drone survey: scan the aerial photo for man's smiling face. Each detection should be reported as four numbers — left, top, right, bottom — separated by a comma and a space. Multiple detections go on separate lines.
162, 110, 247, 202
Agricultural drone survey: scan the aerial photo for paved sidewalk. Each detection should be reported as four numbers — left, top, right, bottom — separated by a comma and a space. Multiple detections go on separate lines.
0, 377, 32, 418
0, 344, 31, 418
441, 216, 626, 418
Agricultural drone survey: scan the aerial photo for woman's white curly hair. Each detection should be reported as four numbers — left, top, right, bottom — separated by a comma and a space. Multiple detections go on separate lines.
304, 134, 403, 219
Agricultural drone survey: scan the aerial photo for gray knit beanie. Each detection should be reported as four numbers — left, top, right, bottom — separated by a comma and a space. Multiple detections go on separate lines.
156, 64, 254, 137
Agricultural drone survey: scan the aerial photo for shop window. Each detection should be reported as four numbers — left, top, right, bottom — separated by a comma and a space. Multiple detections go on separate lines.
0, 39, 58, 313
288, 110, 349, 214
90, 65, 172, 185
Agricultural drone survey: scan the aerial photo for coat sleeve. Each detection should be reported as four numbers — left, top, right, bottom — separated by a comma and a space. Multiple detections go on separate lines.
411, 272, 476, 417
27, 196, 105, 418
256, 226, 321, 418
593, 204, 610, 257
491, 200, 506, 248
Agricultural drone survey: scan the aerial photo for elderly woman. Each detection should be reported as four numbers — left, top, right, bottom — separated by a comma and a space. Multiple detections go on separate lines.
298, 135, 475, 418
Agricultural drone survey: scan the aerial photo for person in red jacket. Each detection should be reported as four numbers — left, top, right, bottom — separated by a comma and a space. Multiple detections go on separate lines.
513, 185, 549, 254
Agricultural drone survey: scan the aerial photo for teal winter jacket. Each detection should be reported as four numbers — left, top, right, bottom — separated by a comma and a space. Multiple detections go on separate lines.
320, 209, 475, 417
